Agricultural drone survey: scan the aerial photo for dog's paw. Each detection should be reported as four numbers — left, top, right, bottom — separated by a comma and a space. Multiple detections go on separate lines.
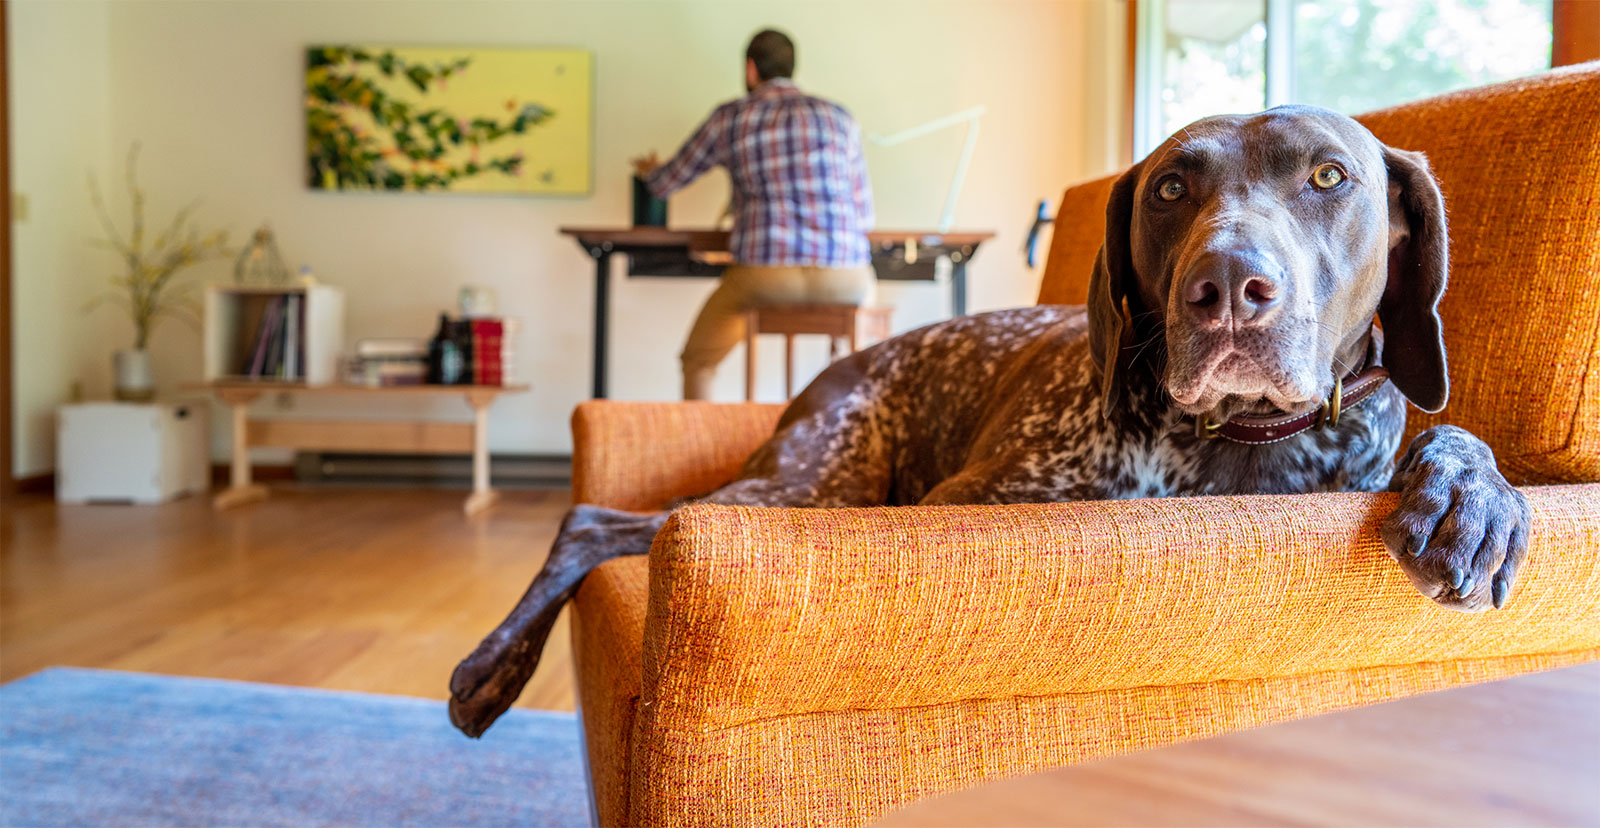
1381, 426, 1530, 612
449, 634, 539, 738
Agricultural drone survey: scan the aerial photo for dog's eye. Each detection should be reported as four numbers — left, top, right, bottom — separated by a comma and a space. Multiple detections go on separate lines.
1156, 177, 1187, 202
1311, 164, 1345, 189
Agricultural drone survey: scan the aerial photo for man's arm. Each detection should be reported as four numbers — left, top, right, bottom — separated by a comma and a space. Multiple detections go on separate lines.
848, 120, 875, 229
645, 105, 730, 200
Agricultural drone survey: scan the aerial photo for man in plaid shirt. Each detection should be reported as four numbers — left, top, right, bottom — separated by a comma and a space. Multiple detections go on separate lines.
637, 29, 876, 400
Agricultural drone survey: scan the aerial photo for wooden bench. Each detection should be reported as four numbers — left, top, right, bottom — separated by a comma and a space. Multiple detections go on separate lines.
184, 382, 529, 516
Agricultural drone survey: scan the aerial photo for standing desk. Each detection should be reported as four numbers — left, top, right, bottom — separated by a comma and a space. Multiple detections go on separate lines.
557, 227, 995, 398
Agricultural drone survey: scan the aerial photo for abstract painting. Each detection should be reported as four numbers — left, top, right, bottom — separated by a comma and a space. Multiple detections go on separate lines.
305, 44, 592, 195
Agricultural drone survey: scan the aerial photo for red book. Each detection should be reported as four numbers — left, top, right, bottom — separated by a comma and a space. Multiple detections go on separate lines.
471, 318, 505, 385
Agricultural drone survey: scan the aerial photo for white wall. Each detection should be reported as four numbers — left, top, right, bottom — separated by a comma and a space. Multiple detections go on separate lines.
11, 0, 1123, 471
9, 0, 113, 476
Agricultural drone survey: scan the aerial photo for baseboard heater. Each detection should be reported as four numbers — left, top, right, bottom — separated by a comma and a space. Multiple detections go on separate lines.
295, 452, 571, 487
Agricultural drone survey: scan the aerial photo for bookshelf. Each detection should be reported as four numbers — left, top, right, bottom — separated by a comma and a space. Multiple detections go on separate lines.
203, 285, 345, 386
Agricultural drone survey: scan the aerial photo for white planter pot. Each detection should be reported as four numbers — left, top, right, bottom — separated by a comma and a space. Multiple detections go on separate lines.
113, 348, 155, 402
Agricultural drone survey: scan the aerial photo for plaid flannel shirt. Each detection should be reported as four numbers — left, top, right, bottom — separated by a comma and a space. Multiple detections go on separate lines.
646, 79, 874, 268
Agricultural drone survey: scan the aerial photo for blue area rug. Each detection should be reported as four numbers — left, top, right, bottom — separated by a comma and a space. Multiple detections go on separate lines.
0, 668, 590, 827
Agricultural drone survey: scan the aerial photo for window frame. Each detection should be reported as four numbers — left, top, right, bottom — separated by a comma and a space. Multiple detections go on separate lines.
1129, 0, 1569, 160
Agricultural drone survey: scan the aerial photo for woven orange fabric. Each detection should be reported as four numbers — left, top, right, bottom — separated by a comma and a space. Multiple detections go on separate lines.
571, 558, 650, 828
640, 487, 1600, 729
572, 401, 785, 511
1033, 66, 1600, 485
1358, 66, 1600, 483
622, 487, 1599, 825
567, 399, 783, 824
1034, 173, 1115, 307
630, 651, 1595, 827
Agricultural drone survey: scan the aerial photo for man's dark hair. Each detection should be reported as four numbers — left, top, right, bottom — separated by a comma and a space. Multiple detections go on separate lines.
746, 29, 795, 81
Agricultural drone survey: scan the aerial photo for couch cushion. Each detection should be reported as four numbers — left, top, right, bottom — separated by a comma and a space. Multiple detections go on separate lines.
1359, 65, 1600, 483
1036, 66, 1600, 484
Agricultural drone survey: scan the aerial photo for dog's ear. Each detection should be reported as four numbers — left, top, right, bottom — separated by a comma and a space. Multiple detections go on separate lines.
1378, 146, 1449, 413
1088, 161, 1144, 416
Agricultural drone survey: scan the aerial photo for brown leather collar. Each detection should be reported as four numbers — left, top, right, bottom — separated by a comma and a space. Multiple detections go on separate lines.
1195, 365, 1391, 445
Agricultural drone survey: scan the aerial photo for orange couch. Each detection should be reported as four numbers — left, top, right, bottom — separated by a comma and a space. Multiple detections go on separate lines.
569, 65, 1600, 827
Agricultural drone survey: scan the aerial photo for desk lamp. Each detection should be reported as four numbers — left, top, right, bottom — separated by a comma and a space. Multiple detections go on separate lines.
869, 105, 986, 235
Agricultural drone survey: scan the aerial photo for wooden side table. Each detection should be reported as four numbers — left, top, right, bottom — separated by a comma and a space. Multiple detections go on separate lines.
184, 382, 530, 516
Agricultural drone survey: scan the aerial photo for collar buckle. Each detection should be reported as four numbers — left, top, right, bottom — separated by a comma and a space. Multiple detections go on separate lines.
1317, 374, 1344, 430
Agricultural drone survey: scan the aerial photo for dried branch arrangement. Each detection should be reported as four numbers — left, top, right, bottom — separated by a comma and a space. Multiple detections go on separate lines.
88, 144, 232, 349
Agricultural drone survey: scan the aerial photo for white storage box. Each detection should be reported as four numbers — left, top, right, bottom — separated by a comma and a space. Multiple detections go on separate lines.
56, 402, 211, 504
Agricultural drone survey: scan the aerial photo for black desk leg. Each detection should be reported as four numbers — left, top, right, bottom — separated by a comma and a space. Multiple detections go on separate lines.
952, 259, 968, 317
592, 251, 612, 399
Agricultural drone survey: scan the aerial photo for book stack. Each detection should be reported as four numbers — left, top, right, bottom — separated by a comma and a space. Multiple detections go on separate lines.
349, 339, 429, 387
467, 317, 519, 386
239, 294, 304, 380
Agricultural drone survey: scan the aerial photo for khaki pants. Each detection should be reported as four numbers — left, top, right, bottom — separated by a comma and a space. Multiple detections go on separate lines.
681, 264, 876, 400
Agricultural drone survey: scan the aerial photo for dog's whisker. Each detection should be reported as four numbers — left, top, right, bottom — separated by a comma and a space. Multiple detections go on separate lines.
1126, 330, 1167, 368
1306, 319, 1361, 376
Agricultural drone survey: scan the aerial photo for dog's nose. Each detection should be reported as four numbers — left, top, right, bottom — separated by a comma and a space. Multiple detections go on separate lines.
1182, 249, 1285, 327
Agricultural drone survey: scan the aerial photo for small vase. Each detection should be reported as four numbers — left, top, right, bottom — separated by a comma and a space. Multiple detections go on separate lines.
113, 348, 155, 402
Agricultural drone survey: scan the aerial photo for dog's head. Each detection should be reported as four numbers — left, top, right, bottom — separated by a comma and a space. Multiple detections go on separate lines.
1089, 105, 1449, 421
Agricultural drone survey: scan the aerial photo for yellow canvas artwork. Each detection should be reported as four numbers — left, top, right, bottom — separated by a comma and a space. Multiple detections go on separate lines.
306, 44, 592, 195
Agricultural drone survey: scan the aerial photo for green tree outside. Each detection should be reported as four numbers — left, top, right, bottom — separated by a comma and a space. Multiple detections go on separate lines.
1157, 0, 1551, 139
1291, 0, 1551, 114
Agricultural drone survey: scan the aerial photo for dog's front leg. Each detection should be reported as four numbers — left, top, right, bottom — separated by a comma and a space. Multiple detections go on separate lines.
449, 505, 666, 737
1380, 425, 1531, 612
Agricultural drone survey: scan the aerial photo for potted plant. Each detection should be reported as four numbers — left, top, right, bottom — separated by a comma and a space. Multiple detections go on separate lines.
88, 144, 231, 401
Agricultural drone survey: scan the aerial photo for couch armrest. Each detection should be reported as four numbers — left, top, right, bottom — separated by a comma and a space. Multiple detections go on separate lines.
639, 486, 1600, 731
571, 400, 785, 511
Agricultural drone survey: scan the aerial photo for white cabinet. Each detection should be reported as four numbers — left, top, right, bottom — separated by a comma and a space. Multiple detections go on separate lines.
56, 402, 211, 504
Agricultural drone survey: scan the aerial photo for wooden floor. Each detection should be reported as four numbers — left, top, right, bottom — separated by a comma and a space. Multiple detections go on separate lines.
1, 486, 580, 712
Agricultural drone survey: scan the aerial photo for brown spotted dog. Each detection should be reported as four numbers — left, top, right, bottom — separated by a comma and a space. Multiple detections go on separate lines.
449, 106, 1531, 737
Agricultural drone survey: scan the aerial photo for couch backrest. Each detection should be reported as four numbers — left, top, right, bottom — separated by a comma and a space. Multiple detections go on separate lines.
1035, 174, 1114, 306
1036, 65, 1600, 484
